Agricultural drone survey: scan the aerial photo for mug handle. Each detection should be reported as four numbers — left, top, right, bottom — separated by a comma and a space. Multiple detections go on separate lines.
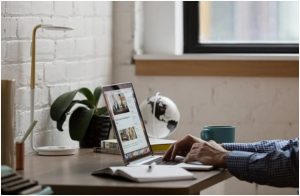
201, 129, 209, 141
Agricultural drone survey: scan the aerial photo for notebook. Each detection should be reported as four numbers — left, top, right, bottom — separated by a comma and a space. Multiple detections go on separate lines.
92, 165, 195, 182
98, 82, 213, 170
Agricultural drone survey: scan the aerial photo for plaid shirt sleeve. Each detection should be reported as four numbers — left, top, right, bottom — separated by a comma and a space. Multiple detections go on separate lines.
222, 138, 299, 187
222, 139, 288, 153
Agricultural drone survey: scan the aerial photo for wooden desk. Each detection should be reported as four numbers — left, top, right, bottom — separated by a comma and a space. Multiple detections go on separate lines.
20, 149, 231, 195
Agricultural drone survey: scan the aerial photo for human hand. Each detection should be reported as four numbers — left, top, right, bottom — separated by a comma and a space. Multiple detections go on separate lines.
163, 134, 203, 161
184, 140, 229, 167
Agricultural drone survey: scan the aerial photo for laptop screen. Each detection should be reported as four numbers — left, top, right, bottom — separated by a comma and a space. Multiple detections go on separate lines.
103, 83, 152, 164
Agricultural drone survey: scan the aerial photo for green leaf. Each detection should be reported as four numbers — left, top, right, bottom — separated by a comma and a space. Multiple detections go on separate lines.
93, 86, 102, 107
69, 107, 94, 141
50, 90, 78, 121
78, 100, 93, 108
50, 88, 96, 129
55, 100, 83, 132
56, 114, 66, 132
78, 88, 95, 106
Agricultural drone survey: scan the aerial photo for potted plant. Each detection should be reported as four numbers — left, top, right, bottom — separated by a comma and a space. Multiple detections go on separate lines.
50, 87, 111, 148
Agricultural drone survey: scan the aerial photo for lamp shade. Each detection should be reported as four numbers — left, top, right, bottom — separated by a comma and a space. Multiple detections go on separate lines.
40, 25, 73, 31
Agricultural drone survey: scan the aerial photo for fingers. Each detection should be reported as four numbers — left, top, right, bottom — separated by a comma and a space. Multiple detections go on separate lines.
163, 135, 190, 161
164, 142, 188, 161
163, 134, 204, 161
184, 154, 194, 162
184, 143, 201, 162
184, 140, 229, 166
187, 134, 205, 143
170, 143, 179, 160
163, 144, 174, 161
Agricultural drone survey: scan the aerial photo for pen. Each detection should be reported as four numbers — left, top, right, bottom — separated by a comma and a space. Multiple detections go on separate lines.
147, 162, 156, 172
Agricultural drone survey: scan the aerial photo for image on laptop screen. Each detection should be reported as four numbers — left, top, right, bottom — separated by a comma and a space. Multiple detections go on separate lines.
103, 83, 152, 162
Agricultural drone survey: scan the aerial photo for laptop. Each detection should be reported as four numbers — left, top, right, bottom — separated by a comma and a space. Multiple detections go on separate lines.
102, 82, 213, 170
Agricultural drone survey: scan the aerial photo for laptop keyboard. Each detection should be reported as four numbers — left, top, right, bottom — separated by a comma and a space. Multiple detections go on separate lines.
143, 157, 180, 165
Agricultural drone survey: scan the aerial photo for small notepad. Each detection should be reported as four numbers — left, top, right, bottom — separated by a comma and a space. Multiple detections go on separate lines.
92, 165, 195, 182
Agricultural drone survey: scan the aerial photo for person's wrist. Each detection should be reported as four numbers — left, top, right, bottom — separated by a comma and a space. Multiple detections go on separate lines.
217, 151, 229, 168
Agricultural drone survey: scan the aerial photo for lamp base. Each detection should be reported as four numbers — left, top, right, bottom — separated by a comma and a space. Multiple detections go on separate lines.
36, 146, 77, 156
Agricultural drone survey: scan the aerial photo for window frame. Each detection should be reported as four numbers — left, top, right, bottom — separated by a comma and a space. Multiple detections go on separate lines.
183, 1, 299, 54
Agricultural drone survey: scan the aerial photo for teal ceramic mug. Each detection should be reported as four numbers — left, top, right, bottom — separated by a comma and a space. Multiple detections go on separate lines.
201, 126, 235, 143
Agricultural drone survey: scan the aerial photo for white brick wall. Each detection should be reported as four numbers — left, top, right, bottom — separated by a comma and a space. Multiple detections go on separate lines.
53, 2, 73, 17
2, 17, 18, 38
17, 17, 41, 38
5, 2, 32, 15
55, 39, 75, 59
1, 1, 113, 152
31, 2, 54, 16
5, 40, 31, 62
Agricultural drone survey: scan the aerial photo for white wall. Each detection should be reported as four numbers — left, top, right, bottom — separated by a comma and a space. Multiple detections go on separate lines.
143, 2, 175, 54
1, 1, 113, 152
112, 2, 298, 195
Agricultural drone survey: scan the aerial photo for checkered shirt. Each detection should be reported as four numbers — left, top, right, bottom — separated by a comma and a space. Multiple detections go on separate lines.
222, 138, 299, 187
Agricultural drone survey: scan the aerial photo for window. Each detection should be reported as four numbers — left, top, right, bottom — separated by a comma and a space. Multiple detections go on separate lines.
184, 1, 299, 53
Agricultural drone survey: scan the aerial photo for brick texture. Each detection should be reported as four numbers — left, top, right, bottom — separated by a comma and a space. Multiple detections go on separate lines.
1, 1, 112, 152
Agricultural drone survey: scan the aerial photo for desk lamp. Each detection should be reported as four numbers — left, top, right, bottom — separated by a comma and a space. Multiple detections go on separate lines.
30, 24, 76, 155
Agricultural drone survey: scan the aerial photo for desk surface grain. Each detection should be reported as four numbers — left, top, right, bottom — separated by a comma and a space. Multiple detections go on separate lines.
20, 149, 231, 194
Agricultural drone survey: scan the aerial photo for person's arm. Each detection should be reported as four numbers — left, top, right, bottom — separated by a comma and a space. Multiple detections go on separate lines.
226, 139, 299, 187
184, 138, 299, 187
222, 139, 288, 153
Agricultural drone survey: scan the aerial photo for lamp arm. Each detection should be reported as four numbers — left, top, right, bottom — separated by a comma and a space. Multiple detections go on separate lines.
31, 24, 42, 90
30, 24, 73, 153
30, 24, 42, 152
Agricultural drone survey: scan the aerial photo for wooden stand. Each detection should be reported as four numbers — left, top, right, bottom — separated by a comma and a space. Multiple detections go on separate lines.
15, 142, 24, 170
